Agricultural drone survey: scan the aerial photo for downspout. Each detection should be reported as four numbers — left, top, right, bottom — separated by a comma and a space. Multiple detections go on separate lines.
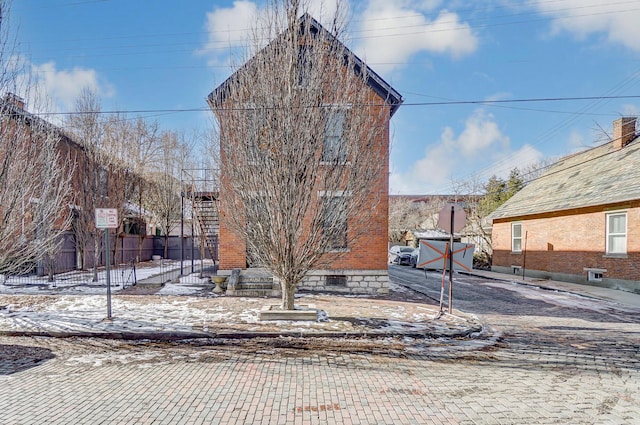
521, 230, 528, 281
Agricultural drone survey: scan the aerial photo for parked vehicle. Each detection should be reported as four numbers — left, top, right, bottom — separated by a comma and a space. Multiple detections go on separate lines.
389, 245, 414, 265
396, 246, 414, 266
409, 248, 420, 268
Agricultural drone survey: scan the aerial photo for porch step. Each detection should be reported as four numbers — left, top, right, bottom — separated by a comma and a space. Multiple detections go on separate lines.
226, 268, 281, 297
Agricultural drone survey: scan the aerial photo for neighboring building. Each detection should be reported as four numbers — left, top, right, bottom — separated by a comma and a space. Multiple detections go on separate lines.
490, 117, 640, 293
0, 94, 152, 273
208, 14, 403, 294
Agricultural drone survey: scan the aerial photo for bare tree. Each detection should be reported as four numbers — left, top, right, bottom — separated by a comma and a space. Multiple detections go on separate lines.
0, 0, 73, 277
210, 1, 389, 309
452, 178, 492, 266
66, 88, 114, 280
388, 197, 421, 245
388, 195, 454, 246
144, 130, 192, 258
101, 114, 160, 262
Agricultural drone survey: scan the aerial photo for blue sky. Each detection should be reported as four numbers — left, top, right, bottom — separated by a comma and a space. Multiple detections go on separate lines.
9, 0, 640, 194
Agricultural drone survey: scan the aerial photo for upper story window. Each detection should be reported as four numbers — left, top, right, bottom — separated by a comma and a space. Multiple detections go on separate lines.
511, 222, 522, 253
606, 212, 627, 255
322, 108, 347, 163
97, 167, 109, 198
297, 46, 312, 87
243, 106, 261, 161
322, 194, 348, 250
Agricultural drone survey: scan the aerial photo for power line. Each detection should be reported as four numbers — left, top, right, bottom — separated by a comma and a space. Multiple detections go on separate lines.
28, 94, 640, 117
15, 2, 640, 61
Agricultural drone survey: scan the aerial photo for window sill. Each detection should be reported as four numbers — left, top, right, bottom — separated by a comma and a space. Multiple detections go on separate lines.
324, 248, 350, 253
603, 254, 628, 259
319, 161, 351, 166
510, 251, 522, 255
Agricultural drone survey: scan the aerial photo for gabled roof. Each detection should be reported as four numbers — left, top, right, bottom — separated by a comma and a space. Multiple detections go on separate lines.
490, 134, 640, 220
207, 13, 403, 117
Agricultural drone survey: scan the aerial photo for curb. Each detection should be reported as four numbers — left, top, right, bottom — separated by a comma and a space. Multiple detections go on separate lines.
458, 271, 600, 300
0, 321, 484, 342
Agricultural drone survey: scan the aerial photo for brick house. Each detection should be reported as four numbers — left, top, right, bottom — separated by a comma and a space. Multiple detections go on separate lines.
207, 14, 403, 294
1, 94, 151, 273
490, 117, 640, 293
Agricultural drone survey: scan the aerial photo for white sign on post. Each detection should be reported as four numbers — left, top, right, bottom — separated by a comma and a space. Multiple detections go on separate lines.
95, 208, 118, 320
95, 208, 119, 229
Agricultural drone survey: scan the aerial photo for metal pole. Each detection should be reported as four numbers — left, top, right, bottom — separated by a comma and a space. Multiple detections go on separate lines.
448, 205, 454, 314
522, 230, 528, 281
180, 184, 184, 276
191, 215, 195, 274
105, 229, 112, 319
439, 242, 448, 313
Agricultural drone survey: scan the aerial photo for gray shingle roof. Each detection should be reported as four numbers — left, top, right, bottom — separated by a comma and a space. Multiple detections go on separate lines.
490, 136, 640, 220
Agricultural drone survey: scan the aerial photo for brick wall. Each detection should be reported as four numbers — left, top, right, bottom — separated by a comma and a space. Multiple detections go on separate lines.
492, 202, 640, 285
217, 93, 391, 273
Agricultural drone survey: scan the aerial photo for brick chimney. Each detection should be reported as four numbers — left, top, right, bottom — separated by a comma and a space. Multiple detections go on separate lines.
613, 117, 637, 149
2, 92, 26, 110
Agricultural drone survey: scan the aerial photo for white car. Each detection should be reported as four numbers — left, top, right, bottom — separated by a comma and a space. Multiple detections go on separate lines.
389, 245, 415, 265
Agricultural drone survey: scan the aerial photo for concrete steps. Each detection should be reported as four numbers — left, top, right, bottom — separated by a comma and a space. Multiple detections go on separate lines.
226, 268, 281, 297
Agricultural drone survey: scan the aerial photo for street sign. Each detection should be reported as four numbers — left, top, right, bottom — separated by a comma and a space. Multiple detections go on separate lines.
95, 208, 119, 229
436, 203, 467, 315
437, 203, 466, 233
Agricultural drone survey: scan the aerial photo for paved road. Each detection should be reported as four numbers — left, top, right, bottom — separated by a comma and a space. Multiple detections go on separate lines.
0, 267, 638, 424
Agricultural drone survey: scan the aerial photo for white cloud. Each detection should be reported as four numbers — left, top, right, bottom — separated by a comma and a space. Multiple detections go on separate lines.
32, 62, 113, 111
354, 0, 478, 74
532, 0, 640, 51
199, 0, 345, 66
489, 144, 544, 179
390, 109, 543, 194
13, 59, 112, 114
199, 0, 259, 64
456, 109, 510, 156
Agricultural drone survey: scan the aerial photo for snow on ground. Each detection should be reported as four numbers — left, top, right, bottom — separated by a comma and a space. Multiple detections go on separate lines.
0, 260, 186, 295
480, 280, 628, 313
157, 274, 212, 296
0, 279, 476, 336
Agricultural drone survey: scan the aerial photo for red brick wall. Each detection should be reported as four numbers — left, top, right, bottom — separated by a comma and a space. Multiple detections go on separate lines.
492, 202, 640, 281
217, 94, 391, 272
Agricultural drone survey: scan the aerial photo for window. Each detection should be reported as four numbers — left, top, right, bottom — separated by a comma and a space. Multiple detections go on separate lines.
326, 275, 347, 286
243, 106, 261, 161
322, 109, 347, 163
297, 46, 312, 86
322, 195, 347, 250
588, 271, 603, 282
606, 212, 627, 254
511, 223, 522, 253
97, 167, 108, 198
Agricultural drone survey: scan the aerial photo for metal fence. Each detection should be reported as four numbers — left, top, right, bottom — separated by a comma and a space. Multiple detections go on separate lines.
0, 234, 212, 288
0, 259, 138, 289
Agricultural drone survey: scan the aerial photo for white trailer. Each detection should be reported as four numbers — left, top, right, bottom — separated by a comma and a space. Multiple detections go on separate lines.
415, 239, 474, 272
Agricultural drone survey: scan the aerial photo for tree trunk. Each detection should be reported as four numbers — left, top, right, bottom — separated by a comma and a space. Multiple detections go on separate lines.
281, 280, 296, 310
92, 236, 100, 282
164, 234, 169, 259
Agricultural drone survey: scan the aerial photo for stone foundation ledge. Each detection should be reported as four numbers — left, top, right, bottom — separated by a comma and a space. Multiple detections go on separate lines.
296, 269, 389, 295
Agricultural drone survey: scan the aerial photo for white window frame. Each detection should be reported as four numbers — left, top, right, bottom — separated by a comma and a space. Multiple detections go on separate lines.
584, 268, 606, 282
511, 222, 522, 253
606, 211, 627, 255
